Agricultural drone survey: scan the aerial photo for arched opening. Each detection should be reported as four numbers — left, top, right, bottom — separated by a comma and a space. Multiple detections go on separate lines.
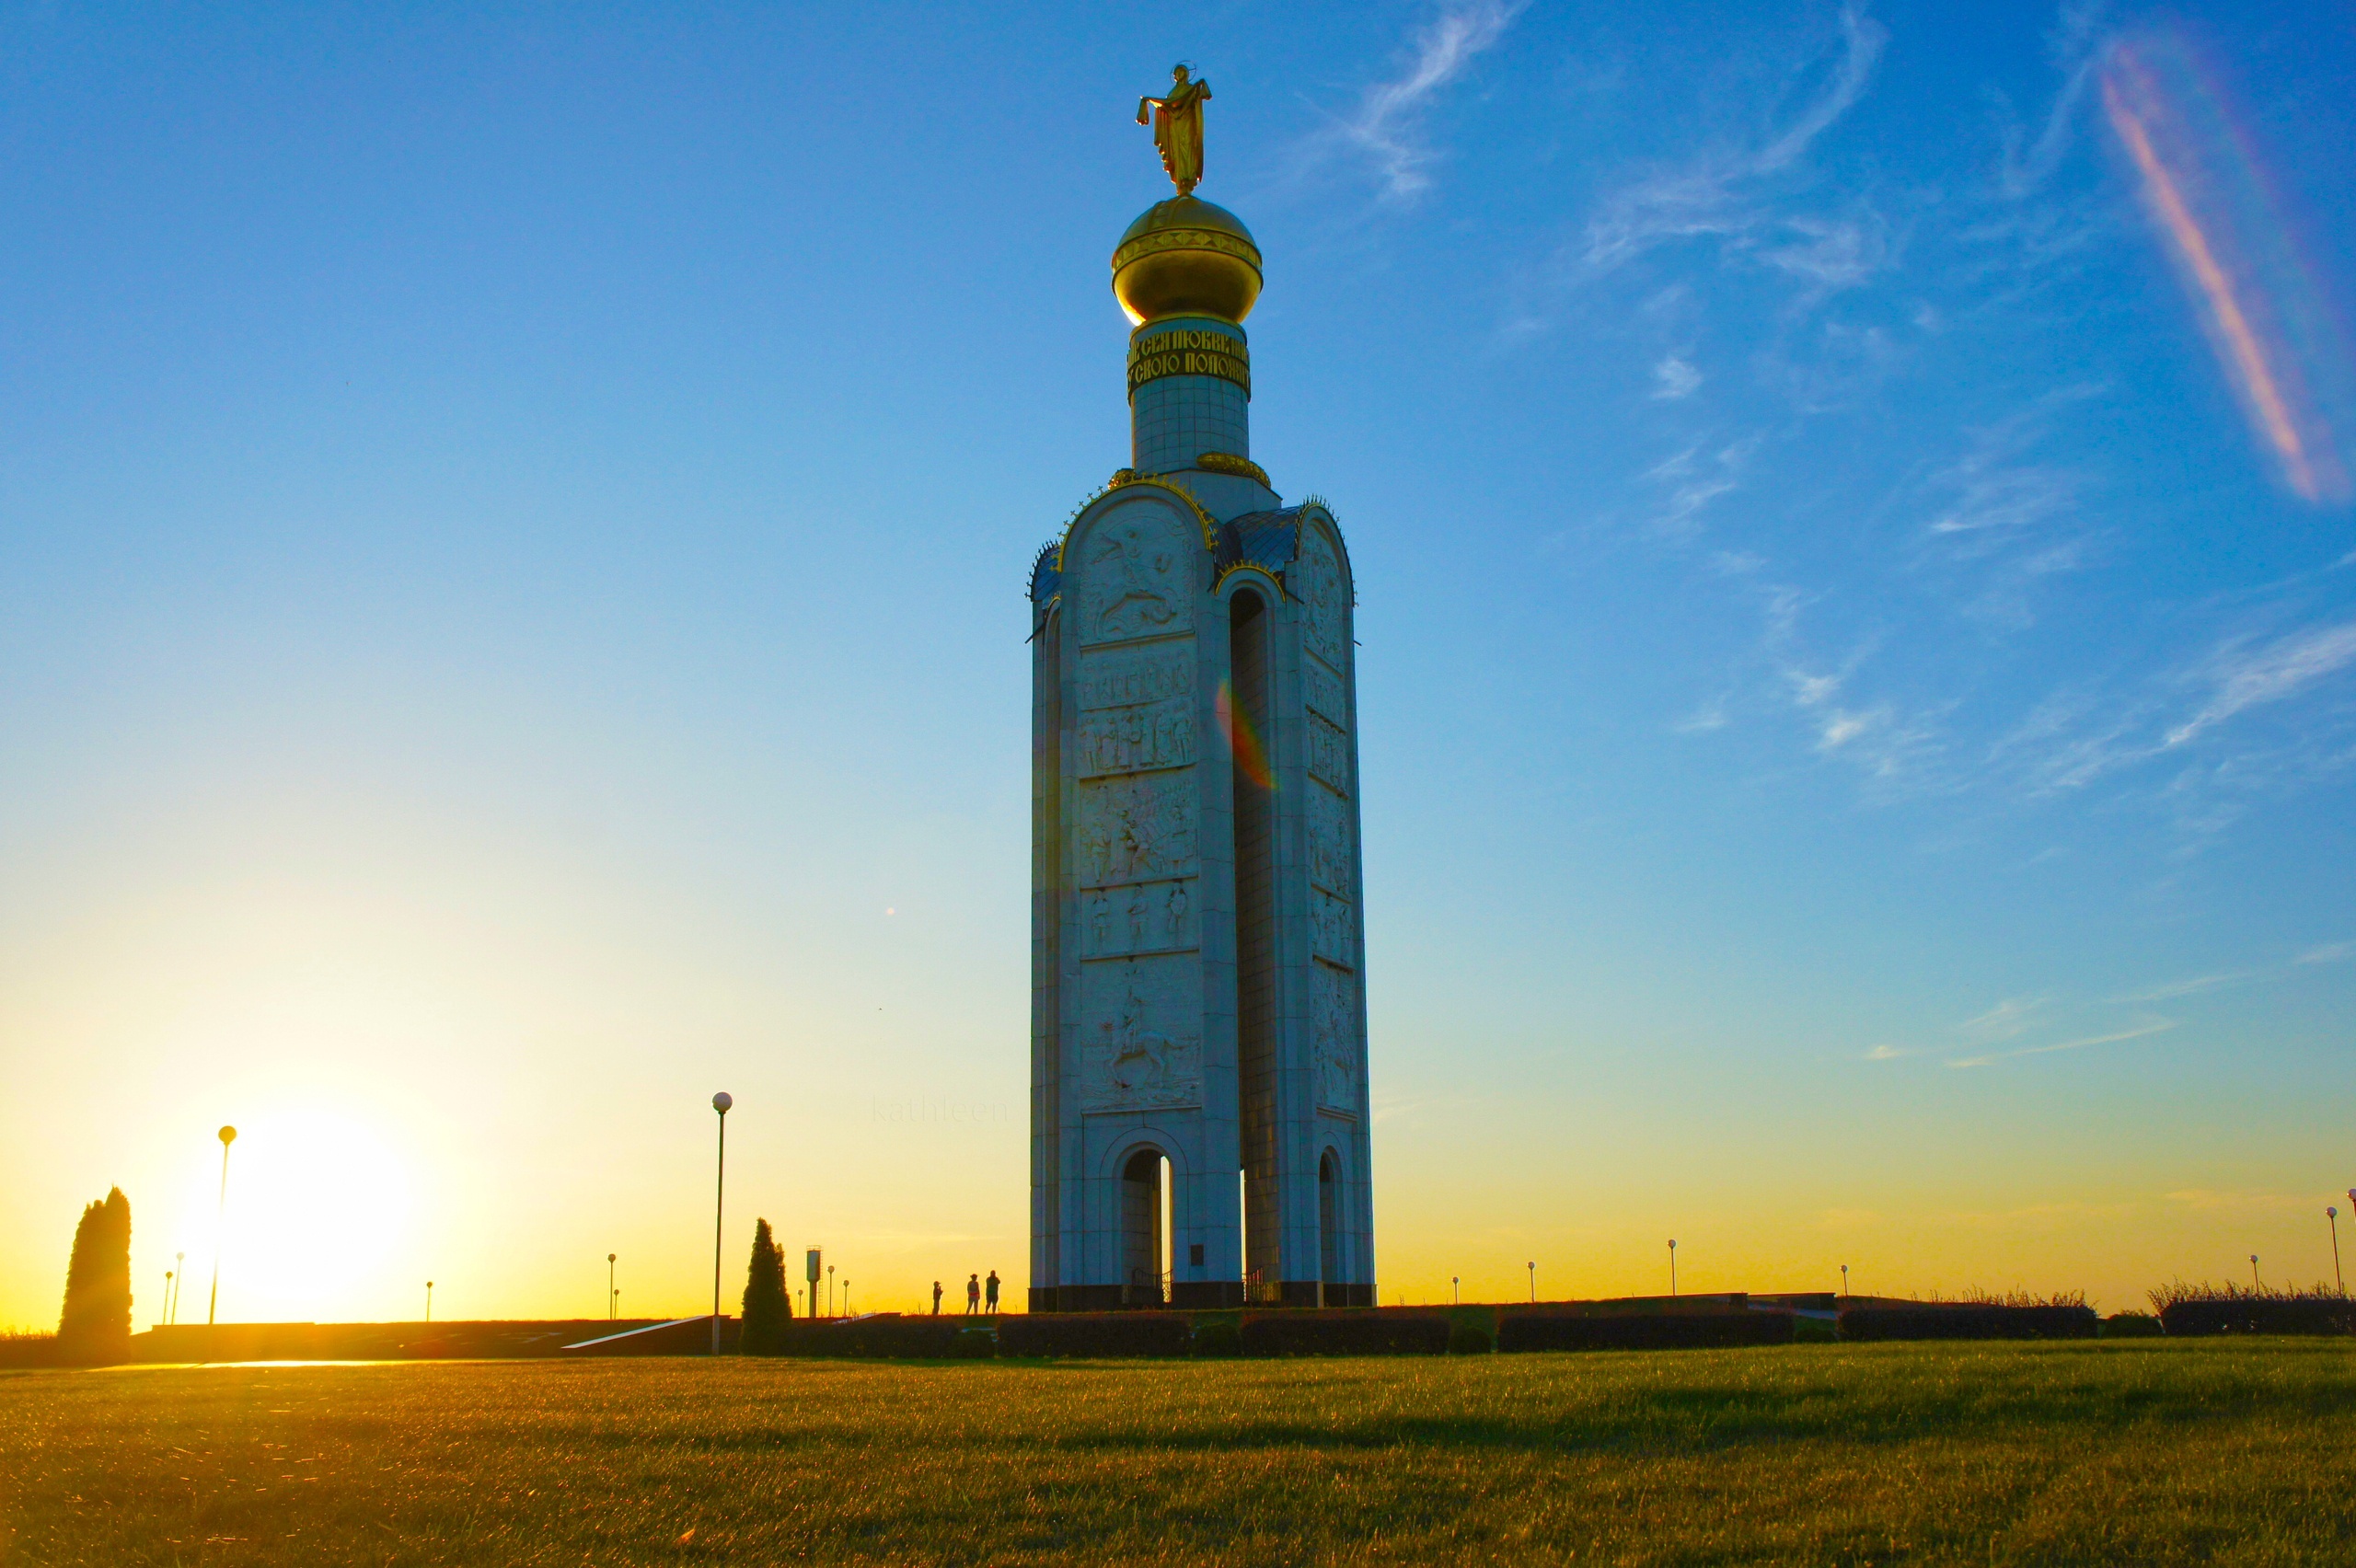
1229, 587, 1280, 1295
1319, 1151, 1341, 1306
1121, 1148, 1171, 1306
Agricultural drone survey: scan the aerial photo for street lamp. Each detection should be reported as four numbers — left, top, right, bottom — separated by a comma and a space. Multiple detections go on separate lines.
1668, 1239, 1678, 1297
161, 1271, 173, 1331
207, 1125, 237, 1326
173, 1251, 185, 1324
608, 1253, 618, 1321
1451, 1274, 1460, 1306
844, 1280, 851, 1317
2329, 1209, 2344, 1297
425, 1281, 433, 1323
2250, 1253, 2260, 1293
1527, 1261, 1536, 1302
827, 1262, 836, 1318
1841, 1263, 1849, 1299
711, 1092, 733, 1355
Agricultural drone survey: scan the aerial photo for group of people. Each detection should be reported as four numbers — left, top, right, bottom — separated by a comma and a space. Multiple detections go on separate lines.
931, 1270, 1000, 1315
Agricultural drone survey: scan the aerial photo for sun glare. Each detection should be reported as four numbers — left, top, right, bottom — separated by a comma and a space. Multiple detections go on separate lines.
167, 1104, 419, 1324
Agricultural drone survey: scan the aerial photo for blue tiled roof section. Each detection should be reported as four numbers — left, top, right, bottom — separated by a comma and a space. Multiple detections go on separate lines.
1216, 508, 1305, 579
1029, 538, 1061, 605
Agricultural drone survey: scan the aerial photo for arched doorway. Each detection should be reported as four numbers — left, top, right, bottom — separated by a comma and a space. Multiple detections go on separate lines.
1319, 1151, 1341, 1306
1122, 1147, 1171, 1306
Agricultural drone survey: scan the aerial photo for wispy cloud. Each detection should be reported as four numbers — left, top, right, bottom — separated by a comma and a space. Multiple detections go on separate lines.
1653, 354, 1703, 399
1303, 0, 1522, 202
1580, 6, 1888, 277
1947, 1017, 2176, 1068
1860, 1043, 1912, 1061
2165, 621, 2356, 747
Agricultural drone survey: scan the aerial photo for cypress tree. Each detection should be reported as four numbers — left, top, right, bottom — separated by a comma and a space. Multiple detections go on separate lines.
59, 1187, 133, 1364
740, 1216, 791, 1354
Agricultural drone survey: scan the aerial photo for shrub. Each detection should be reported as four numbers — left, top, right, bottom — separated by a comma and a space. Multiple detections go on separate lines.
58, 1188, 132, 1365
2147, 1279, 2351, 1336
768, 1316, 980, 1359
1189, 1317, 1243, 1358
950, 1327, 997, 1358
1239, 1312, 1449, 1357
997, 1313, 1192, 1359
1498, 1311, 1795, 1353
1837, 1305, 2097, 1342
1793, 1316, 1840, 1344
2101, 1312, 2165, 1338
1447, 1321, 1493, 1355
738, 1218, 791, 1355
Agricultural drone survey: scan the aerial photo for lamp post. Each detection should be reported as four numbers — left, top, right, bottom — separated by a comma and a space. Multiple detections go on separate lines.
827, 1262, 836, 1318
608, 1253, 618, 1320
161, 1271, 173, 1331
844, 1280, 851, 1317
1527, 1261, 1536, 1302
2250, 1253, 2260, 1293
425, 1281, 433, 1323
207, 1125, 237, 1326
1451, 1275, 1460, 1306
1669, 1239, 1678, 1297
173, 1251, 185, 1324
1841, 1263, 1849, 1299
711, 1092, 733, 1355
2329, 1208, 2344, 1297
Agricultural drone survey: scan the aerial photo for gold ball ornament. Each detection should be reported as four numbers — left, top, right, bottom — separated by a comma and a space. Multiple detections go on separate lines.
1112, 197, 1263, 326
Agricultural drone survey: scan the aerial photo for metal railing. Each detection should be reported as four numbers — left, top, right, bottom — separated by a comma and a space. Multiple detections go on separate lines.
1124, 1268, 1172, 1308
1243, 1269, 1283, 1305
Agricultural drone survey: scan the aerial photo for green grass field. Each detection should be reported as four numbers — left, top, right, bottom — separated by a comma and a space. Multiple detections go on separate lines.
4, 1341, 2352, 1565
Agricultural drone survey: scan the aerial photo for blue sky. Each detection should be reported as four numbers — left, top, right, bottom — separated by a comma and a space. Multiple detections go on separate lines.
3, 0, 2352, 1324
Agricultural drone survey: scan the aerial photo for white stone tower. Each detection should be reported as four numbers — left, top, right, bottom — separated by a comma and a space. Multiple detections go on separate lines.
1028, 186, 1374, 1311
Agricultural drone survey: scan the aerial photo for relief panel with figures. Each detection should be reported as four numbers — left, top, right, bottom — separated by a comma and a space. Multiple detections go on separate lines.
1306, 714, 1350, 793
1311, 961, 1361, 1113
1310, 888, 1356, 969
1076, 502, 1198, 647
1081, 878, 1195, 959
1076, 771, 1199, 888
1299, 524, 1349, 673
1079, 954, 1204, 1113
1306, 779, 1354, 900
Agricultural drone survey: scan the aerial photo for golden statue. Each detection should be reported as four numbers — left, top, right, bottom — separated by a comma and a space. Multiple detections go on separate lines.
1137, 64, 1212, 196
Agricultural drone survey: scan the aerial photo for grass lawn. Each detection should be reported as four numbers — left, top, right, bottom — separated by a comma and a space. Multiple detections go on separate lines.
3, 1340, 2352, 1565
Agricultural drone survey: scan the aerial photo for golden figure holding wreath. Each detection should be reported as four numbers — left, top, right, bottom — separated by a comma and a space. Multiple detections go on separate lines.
1137, 64, 1211, 196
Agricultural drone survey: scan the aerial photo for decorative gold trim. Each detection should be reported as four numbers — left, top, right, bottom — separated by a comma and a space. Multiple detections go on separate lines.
1215, 561, 1289, 601
1195, 452, 1269, 487
1111, 226, 1264, 275
1126, 326, 1251, 398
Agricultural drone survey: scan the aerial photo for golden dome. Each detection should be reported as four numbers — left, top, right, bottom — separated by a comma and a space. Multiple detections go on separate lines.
1112, 197, 1263, 327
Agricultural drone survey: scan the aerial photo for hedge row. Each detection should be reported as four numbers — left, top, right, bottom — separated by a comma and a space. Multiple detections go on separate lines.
1497, 1311, 1794, 1353
997, 1313, 1194, 1359
2159, 1298, 2354, 1337
1837, 1305, 2097, 1341
1237, 1312, 1451, 1357
765, 1318, 994, 1359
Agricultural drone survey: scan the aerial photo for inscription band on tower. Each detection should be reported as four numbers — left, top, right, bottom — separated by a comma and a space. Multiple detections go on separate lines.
1127, 328, 1251, 399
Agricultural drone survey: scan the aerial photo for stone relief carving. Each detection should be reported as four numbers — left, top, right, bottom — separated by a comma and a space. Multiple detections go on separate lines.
1077, 771, 1199, 887
1080, 957, 1203, 1113
1306, 714, 1350, 793
1078, 698, 1195, 778
1303, 662, 1347, 730
1078, 646, 1193, 711
1079, 505, 1196, 646
1306, 779, 1353, 899
1300, 525, 1348, 672
1083, 877, 1195, 959
1311, 888, 1355, 969
1311, 961, 1360, 1112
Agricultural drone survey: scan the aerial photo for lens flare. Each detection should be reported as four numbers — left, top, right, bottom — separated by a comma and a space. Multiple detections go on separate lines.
2101, 30, 2354, 503
1216, 677, 1272, 790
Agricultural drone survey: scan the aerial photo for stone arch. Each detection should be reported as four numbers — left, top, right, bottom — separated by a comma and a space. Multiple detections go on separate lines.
1101, 1128, 1188, 1308
1318, 1142, 1349, 1302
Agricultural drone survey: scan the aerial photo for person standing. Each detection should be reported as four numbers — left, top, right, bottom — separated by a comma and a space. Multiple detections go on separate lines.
965, 1274, 981, 1315
985, 1270, 1001, 1315
930, 1280, 943, 1316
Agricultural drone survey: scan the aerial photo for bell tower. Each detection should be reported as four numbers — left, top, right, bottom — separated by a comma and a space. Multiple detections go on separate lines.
1027, 86, 1374, 1310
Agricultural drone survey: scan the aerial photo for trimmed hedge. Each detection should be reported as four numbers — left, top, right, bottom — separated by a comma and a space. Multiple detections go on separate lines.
1498, 1311, 1795, 1353
2160, 1298, 2354, 1337
1238, 1312, 1450, 1357
996, 1313, 1194, 1359
768, 1317, 987, 1359
1837, 1305, 2097, 1342
1190, 1317, 1244, 1358
2101, 1312, 2165, 1338
1447, 1321, 1494, 1355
